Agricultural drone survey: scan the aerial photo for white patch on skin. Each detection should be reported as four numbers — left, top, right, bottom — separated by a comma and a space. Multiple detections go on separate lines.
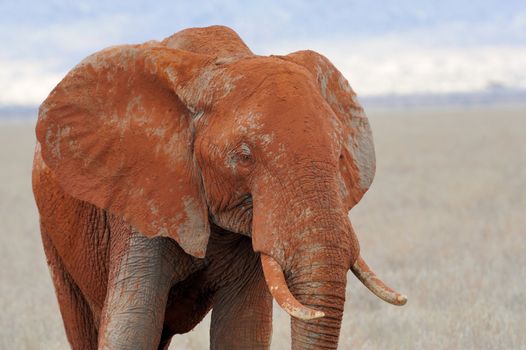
183, 66, 216, 107
214, 56, 242, 65
338, 75, 353, 93
348, 117, 376, 190
243, 111, 264, 132
163, 66, 179, 87
126, 95, 144, 117
107, 112, 131, 138
163, 36, 188, 50
80, 46, 140, 83
225, 153, 237, 170
67, 138, 81, 157
336, 172, 350, 199
235, 111, 273, 154
316, 62, 343, 115
260, 133, 274, 145
147, 199, 159, 215
182, 66, 242, 108
128, 187, 145, 199
221, 73, 242, 96
176, 197, 208, 255
157, 226, 170, 237
162, 133, 186, 170
268, 143, 287, 167
38, 103, 50, 122
237, 124, 248, 134
60, 126, 71, 136
147, 126, 167, 139
125, 96, 150, 129
33, 143, 47, 172
316, 63, 329, 98
299, 207, 313, 220
192, 111, 205, 122
239, 142, 251, 156
46, 126, 67, 160
328, 115, 344, 152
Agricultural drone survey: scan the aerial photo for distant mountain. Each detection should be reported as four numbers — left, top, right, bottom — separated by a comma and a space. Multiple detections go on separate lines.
360, 87, 526, 109
1, 88, 525, 122
0, 106, 38, 120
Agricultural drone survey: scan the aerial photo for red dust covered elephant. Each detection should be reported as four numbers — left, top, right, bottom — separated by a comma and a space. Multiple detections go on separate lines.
32, 26, 406, 349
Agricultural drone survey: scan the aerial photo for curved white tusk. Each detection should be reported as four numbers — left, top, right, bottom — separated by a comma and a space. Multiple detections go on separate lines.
260, 254, 325, 320
350, 256, 407, 306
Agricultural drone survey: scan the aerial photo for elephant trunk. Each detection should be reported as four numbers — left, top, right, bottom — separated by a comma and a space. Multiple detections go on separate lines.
259, 213, 353, 349
287, 249, 349, 349
258, 213, 407, 349
254, 165, 406, 348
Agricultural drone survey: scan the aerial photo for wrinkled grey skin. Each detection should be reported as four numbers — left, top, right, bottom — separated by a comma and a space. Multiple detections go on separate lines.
40, 202, 272, 349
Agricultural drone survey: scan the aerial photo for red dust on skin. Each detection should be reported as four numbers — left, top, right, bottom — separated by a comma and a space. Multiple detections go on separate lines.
33, 25, 406, 350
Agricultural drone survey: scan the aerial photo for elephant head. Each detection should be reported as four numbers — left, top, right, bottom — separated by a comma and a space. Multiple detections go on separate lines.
37, 26, 405, 348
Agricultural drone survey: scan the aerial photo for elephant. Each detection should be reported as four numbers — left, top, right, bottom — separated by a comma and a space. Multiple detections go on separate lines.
32, 25, 406, 349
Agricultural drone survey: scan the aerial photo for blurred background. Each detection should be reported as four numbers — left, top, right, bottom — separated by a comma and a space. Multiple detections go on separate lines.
1, 1, 525, 349
2, 0, 526, 111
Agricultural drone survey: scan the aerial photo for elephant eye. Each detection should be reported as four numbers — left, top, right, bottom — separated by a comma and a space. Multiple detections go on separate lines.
228, 142, 254, 170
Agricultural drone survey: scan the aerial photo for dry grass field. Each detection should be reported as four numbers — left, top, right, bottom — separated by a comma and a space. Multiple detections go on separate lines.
1, 105, 525, 349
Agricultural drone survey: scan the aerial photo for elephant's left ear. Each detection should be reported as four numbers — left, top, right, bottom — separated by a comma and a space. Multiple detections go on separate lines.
36, 44, 213, 257
278, 50, 376, 209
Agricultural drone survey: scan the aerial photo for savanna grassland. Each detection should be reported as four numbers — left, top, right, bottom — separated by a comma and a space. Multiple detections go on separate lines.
1, 105, 524, 349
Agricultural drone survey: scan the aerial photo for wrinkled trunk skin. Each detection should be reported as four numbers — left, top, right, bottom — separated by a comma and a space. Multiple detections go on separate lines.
257, 207, 355, 349
287, 222, 352, 350
289, 265, 348, 349
253, 163, 358, 349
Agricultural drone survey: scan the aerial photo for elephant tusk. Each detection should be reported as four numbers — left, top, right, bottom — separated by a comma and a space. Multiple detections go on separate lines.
260, 254, 325, 320
350, 256, 407, 306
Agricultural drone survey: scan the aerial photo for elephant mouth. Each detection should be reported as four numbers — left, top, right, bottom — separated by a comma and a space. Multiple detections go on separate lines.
235, 194, 253, 220
209, 194, 253, 235
260, 253, 407, 321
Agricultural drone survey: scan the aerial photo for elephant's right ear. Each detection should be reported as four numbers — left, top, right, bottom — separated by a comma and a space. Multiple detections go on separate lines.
37, 44, 214, 258
278, 50, 376, 210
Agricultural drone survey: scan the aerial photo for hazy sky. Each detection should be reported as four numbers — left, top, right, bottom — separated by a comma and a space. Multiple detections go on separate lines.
2, 0, 526, 106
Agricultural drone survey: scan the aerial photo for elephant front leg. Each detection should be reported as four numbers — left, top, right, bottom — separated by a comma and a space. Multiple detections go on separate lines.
98, 229, 180, 350
210, 258, 273, 350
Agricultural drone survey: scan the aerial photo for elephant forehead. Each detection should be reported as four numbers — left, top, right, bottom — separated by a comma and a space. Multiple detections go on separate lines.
201, 57, 343, 156
236, 92, 339, 142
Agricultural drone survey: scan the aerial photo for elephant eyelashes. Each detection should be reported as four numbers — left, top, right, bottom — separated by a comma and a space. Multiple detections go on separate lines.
239, 143, 251, 157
